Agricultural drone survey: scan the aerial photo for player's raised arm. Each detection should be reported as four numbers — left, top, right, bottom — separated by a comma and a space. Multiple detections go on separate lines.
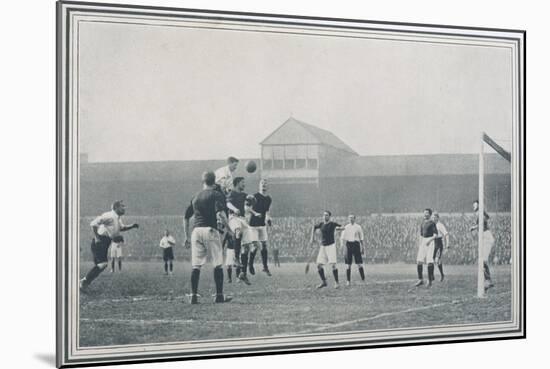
120, 219, 139, 232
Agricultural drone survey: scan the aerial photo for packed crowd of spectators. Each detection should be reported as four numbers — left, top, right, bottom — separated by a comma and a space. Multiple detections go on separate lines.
79, 213, 511, 265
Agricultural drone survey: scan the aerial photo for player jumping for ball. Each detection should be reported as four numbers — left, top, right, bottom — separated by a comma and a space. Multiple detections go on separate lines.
80, 200, 139, 291
215, 156, 239, 194
414, 208, 438, 288
470, 200, 495, 291
310, 210, 342, 289
341, 214, 366, 286
184, 171, 232, 304
248, 179, 273, 276
226, 177, 258, 285
432, 212, 449, 281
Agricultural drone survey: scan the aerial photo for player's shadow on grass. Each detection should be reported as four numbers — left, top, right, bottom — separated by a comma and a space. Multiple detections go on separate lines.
34, 353, 55, 366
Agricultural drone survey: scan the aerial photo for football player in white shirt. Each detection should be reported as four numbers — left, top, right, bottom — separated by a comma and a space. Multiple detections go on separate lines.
215, 156, 239, 194
432, 212, 450, 281
80, 201, 139, 291
159, 230, 176, 275
340, 214, 366, 286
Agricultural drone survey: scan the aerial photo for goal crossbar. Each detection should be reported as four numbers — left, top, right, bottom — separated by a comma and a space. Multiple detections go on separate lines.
483, 132, 511, 162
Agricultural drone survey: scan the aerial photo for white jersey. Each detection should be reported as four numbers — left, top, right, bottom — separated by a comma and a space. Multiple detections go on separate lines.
90, 210, 125, 238
159, 235, 176, 249
215, 165, 234, 193
435, 222, 448, 239
341, 223, 364, 242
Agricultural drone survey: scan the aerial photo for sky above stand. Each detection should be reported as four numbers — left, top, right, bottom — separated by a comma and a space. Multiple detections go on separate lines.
78, 21, 513, 162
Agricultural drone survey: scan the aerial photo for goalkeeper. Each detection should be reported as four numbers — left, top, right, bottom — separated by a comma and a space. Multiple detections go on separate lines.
80, 200, 139, 291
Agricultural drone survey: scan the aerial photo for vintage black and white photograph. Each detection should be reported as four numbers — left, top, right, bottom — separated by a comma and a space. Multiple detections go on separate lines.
57, 1, 525, 367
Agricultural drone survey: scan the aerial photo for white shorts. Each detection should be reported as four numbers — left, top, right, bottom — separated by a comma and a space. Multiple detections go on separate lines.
228, 215, 248, 233
228, 215, 259, 244
191, 227, 223, 267
317, 244, 337, 265
254, 226, 269, 242
242, 227, 259, 245
416, 237, 435, 264
482, 230, 495, 262
225, 248, 237, 266
110, 243, 123, 258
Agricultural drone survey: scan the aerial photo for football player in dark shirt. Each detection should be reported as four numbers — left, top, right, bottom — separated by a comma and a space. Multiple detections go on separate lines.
415, 208, 438, 288
469, 200, 495, 291
248, 179, 273, 276
183, 171, 232, 304
226, 177, 258, 285
310, 210, 343, 289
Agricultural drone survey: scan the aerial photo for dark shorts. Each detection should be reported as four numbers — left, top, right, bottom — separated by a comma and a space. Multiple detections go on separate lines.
433, 238, 444, 259
91, 235, 111, 265
345, 241, 363, 265
163, 247, 174, 261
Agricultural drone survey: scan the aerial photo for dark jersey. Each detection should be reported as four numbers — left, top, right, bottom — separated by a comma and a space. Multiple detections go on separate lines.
420, 219, 438, 237
475, 210, 490, 231
227, 190, 247, 216
314, 221, 341, 246
222, 232, 234, 250
250, 193, 272, 226
184, 188, 225, 228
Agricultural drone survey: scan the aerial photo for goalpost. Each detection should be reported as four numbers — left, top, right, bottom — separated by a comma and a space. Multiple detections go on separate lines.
477, 132, 511, 298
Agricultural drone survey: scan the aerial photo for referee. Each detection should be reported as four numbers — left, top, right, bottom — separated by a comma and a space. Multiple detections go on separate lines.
184, 171, 232, 304
80, 200, 139, 291
341, 214, 366, 286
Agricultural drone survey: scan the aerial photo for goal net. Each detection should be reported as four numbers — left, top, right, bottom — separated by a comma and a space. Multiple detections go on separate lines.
477, 132, 511, 298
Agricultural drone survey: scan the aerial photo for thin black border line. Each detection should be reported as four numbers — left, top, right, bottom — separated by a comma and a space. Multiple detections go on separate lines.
65, 6, 523, 42
57, 2, 526, 367
60, 0, 526, 35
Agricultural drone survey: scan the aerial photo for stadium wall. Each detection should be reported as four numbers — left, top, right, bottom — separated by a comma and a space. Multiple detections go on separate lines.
80, 172, 510, 216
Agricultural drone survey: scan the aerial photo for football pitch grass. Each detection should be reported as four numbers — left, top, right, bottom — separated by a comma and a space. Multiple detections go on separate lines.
79, 262, 511, 347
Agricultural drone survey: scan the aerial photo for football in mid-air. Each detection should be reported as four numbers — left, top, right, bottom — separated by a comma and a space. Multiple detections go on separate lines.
245, 160, 257, 173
